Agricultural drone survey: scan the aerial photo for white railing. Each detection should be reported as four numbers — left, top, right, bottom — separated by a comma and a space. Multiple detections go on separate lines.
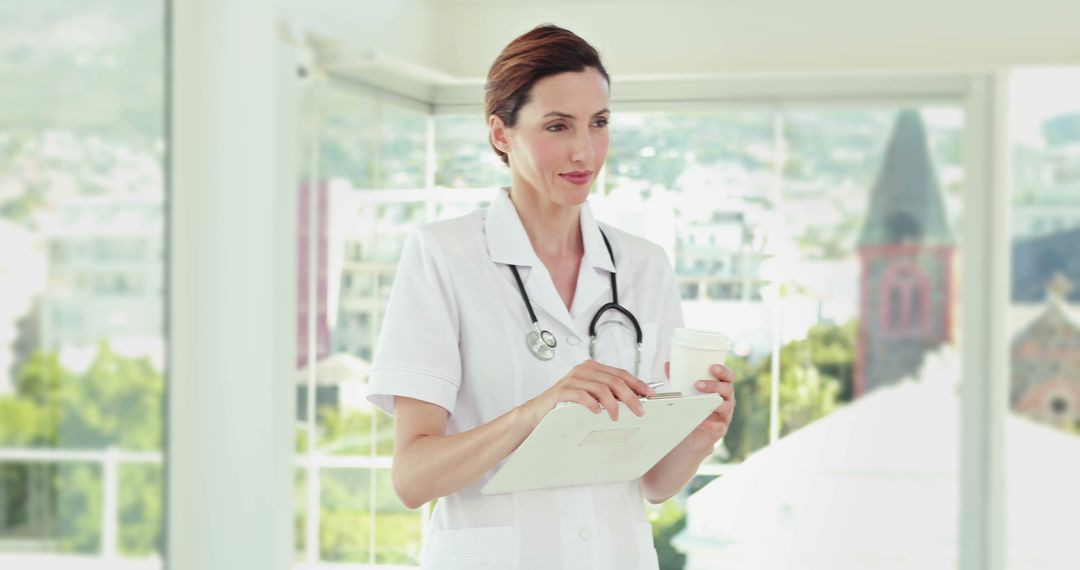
0, 446, 161, 562
0, 447, 416, 569
0, 447, 734, 569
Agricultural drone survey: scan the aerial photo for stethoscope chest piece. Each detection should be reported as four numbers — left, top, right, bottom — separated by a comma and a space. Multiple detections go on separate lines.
510, 229, 638, 365
526, 325, 557, 361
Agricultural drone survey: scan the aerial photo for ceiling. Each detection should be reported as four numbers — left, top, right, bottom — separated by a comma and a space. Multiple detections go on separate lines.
280, 0, 1080, 107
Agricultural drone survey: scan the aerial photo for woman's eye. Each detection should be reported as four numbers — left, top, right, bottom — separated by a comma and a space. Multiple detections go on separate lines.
593, 118, 609, 128
546, 124, 566, 132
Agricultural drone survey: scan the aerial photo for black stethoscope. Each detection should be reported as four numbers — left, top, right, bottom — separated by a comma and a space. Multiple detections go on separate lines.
507, 229, 644, 376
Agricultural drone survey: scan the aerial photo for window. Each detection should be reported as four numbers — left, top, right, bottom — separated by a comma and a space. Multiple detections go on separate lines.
296, 86, 435, 567
299, 89, 968, 567
879, 260, 931, 336
0, 3, 166, 566
606, 105, 965, 568
1007, 68, 1080, 569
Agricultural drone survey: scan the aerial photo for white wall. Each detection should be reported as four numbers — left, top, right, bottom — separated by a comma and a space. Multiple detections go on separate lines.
169, 1, 297, 568
286, 0, 1080, 80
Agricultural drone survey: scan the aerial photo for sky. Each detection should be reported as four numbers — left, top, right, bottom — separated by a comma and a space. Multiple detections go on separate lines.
1010, 67, 1080, 146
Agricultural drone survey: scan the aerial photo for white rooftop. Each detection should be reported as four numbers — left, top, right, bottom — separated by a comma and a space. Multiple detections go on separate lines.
677, 347, 1080, 569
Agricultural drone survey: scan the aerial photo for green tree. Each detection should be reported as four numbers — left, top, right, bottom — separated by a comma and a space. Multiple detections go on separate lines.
0, 344, 164, 556
318, 405, 394, 456
722, 320, 855, 463
298, 404, 421, 564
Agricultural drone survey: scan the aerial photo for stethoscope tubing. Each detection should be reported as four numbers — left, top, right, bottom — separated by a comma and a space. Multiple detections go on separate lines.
509, 229, 643, 369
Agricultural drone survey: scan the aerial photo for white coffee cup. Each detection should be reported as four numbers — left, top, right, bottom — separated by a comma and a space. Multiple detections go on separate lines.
668, 328, 732, 395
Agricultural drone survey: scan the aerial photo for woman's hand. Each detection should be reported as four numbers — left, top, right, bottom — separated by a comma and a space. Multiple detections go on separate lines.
520, 360, 655, 424
666, 361, 736, 453
639, 363, 737, 503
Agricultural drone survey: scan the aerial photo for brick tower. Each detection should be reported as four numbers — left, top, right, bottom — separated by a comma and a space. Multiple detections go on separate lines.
856, 110, 955, 396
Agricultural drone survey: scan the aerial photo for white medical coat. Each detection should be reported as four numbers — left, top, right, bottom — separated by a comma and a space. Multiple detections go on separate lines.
368, 188, 685, 570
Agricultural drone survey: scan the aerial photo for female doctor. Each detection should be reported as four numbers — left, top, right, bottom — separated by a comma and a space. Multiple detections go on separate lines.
367, 24, 736, 570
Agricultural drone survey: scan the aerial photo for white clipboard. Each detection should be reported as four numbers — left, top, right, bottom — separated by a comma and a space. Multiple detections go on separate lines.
481, 393, 721, 495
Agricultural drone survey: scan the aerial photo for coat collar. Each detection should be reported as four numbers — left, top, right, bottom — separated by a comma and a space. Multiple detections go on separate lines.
484, 188, 618, 329
484, 188, 616, 273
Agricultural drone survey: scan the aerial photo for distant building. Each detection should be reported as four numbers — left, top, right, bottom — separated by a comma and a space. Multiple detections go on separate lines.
856, 110, 955, 395
40, 195, 164, 368
1013, 191, 1080, 240
297, 182, 332, 371
1012, 227, 1080, 303
331, 191, 417, 363
296, 182, 337, 420
675, 208, 766, 303
1012, 140, 1080, 240
1010, 274, 1080, 432
297, 182, 491, 416
1005, 110, 1080, 429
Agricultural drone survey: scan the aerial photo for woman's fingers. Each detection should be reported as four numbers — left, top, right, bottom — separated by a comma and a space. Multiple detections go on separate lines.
711, 400, 735, 423
709, 364, 735, 383
574, 367, 645, 417
694, 379, 735, 402
571, 380, 622, 421
553, 360, 669, 421
584, 360, 654, 397
601, 379, 644, 418
567, 388, 602, 414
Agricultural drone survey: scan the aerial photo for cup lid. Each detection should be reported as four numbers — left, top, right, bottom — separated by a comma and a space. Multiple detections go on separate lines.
671, 328, 732, 350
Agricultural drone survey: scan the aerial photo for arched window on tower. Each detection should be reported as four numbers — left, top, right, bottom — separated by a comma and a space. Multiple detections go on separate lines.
879, 259, 932, 337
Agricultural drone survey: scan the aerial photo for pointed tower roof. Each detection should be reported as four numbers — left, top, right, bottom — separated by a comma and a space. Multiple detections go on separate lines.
858, 110, 954, 246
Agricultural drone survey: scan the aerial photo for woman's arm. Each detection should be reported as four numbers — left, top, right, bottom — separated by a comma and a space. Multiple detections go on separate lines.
639, 433, 714, 504
392, 361, 654, 509
640, 363, 736, 504
392, 396, 536, 509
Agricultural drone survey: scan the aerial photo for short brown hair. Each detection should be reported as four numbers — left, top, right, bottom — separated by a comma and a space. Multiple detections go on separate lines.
485, 24, 610, 165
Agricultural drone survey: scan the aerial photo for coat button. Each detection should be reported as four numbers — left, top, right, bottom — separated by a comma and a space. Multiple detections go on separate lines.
567, 335, 580, 346
579, 526, 592, 541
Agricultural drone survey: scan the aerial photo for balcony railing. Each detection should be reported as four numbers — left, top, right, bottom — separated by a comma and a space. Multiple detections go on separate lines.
0, 447, 420, 569
1, 447, 734, 569
0, 446, 160, 563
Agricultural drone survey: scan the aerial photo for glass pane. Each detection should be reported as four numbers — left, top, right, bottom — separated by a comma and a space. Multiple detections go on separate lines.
434, 113, 509, 188
680, 106, 965, 568
0, 2, 166, 566
319, 467, 372, 563
311, 86, 428, 190
295, 467, 306, 561
600, 109, 778, 466
314, 468, 424, 565
299, 82, 450, 567
304, 93, 972, 565
599, 108, 782, 564
118, 462, 163, 557
1007, 68, 1080, 569
373, 469, 422, 565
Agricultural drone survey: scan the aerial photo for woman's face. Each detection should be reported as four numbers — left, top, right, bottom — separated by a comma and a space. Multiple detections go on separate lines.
492, 68, 611, 208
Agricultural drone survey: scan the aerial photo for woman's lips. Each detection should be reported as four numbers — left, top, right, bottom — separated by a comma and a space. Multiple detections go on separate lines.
559, 171, 593, 185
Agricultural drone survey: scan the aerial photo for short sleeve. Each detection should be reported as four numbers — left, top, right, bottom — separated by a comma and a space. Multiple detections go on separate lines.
366, 227, 462, 416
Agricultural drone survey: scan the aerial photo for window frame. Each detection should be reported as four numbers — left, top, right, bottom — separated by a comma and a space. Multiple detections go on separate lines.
294, 70, 1009, 570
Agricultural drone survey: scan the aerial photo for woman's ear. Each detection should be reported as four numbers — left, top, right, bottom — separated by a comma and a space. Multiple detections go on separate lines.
489, 114, 510, 155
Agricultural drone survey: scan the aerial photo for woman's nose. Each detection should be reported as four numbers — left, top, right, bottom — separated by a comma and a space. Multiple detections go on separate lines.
570, 130, 596, 164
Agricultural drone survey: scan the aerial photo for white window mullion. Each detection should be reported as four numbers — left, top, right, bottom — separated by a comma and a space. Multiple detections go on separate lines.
303, 74, 322, 569
958, 71, 1009, 570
